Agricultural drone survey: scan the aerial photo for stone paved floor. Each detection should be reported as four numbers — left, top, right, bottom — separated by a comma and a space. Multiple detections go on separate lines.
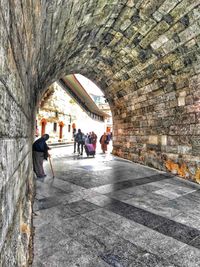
32, 145, 200, 267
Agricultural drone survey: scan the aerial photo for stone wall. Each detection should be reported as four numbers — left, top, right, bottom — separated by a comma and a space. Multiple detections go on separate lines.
104, 1, 200, 183
0, 1, 36, 265
0, 0, 200, 265
112, 73, 200, 182
0, 63, 34, 265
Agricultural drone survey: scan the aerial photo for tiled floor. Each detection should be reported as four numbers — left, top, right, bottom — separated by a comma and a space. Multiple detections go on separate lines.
32, 146, 200, 267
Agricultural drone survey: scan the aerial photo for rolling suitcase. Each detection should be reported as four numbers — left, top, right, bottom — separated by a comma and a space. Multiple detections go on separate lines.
85, 144, 95, 157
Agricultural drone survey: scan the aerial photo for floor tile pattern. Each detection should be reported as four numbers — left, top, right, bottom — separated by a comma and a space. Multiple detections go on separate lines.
32, 146, 200, 267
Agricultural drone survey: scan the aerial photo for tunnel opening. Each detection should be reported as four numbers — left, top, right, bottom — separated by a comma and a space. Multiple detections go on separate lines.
34, 74, 113, 153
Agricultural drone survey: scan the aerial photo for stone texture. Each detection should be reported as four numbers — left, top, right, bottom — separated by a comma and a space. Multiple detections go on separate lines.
1, 0, 200, 265
33, 146, 200, 267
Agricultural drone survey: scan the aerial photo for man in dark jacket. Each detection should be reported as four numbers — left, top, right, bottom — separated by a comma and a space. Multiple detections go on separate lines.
75, 129, 84, 155
32, 134, 50, 178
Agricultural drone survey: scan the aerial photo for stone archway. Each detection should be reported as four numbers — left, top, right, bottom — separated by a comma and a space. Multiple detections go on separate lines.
1, 1, 200, 265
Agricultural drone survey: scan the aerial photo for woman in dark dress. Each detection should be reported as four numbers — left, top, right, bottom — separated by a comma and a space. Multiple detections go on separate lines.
32, 134, 50, 178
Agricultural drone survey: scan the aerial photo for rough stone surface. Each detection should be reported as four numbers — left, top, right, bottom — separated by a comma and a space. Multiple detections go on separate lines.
0, 0, 200, 265
33, 146, 200, 267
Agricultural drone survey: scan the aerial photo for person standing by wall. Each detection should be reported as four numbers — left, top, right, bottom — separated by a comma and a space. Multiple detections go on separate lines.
32, 134, 50, 178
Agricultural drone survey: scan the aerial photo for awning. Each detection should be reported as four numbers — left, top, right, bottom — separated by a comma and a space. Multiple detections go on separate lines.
58, 74, 109, 119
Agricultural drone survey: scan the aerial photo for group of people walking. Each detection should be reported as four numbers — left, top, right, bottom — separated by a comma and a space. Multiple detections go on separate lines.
73, 129, 111, 155
73, 129, 98, 155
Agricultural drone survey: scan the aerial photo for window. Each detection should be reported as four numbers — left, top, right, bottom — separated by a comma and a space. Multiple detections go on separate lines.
53, 122, 57, 132
68, 125, 71, 132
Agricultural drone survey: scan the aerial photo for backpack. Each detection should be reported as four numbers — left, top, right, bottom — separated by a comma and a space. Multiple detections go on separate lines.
75, 133, 81, 142
82, 134, 86, 143
76, 132, 84, 143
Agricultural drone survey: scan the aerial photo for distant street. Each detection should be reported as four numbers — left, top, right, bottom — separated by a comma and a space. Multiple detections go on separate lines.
48, 141, 113, 159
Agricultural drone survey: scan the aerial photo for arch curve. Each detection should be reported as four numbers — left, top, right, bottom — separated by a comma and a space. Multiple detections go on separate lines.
1, 1, 200, 265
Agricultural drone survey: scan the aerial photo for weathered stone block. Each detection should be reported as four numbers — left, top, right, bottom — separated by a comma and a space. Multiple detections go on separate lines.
158, 0, 180, 15
151, 35, 169, 50
140, 21, 170, 49
171, 0, 200, 23
148, 135, 158, 145
179, 21, 200, 44
138, 18, 157, 36
178, 95, 185, 106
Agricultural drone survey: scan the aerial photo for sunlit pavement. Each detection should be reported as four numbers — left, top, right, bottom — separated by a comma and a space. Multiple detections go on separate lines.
32, 144, 200, 267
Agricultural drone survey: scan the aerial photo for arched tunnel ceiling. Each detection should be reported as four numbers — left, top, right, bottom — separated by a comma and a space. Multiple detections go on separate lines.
1, 2, 200, 265
1, 0, 200, 178
1, 0, 200, 102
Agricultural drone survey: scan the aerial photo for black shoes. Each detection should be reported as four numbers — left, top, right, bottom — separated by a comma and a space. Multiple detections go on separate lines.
37, 174, 46, 178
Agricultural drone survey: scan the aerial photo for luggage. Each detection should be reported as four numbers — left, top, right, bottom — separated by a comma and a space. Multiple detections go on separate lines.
85, 144, 95, 157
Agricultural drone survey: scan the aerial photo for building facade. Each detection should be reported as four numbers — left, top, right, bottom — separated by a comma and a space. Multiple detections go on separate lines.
90, 93, 113, 133
36, 82, 110, 143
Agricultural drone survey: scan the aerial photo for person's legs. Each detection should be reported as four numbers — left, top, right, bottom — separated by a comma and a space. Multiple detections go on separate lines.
80, 143, 83, 155
101, 144, 105, 153
77, 142, 80, 154
93, 143, 96, 151
74, 141, 76, 153
33, 151, 45, 177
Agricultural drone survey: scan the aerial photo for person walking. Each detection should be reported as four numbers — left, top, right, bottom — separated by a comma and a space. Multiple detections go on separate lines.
100, 132, 109, 153
32, 134, 50, 178
88, 132, 92, 144
91, 131, 97, 151
73, 128, 77, 153
85, 133, 90, 145
75, 129, 84, 155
